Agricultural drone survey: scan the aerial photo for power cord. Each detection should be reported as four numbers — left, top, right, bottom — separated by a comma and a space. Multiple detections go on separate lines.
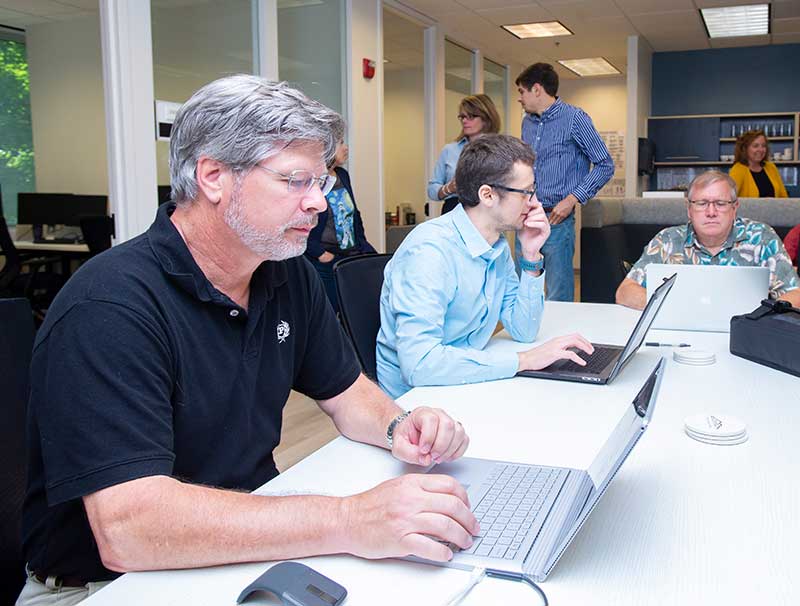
443, 567, 549, 606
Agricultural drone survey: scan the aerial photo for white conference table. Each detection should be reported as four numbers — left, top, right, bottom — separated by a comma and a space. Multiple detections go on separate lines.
83, 302, 800, 606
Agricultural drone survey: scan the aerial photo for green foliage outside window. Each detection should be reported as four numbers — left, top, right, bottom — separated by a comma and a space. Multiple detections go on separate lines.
0, 39, 36, 224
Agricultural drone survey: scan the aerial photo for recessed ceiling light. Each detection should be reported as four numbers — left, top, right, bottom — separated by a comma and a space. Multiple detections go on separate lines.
501, 21, 573, 39
700, 3, 770, 38
558, 57, 620, 77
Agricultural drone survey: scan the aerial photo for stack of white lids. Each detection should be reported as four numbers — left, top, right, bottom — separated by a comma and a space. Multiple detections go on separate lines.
673, 349, 716, 366
684, 414, 748, 445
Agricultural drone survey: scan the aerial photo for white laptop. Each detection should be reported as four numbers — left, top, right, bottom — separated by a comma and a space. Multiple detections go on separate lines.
412, 358, 666, 583
646, 264, 769, 332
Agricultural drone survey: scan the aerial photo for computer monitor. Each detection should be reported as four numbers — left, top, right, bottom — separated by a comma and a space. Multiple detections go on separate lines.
17, 193, 108, 227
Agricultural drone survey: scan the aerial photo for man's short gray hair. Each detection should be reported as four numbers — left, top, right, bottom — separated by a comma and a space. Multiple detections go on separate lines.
169, 74, 341, 204
686, 170, 738, 202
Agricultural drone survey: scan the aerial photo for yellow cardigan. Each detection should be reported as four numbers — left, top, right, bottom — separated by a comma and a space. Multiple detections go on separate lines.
729, 161, 788, 198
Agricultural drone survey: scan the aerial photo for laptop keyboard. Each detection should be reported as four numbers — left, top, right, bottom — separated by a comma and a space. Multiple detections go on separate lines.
459, 464, 561, 560
555, 345, 618, 374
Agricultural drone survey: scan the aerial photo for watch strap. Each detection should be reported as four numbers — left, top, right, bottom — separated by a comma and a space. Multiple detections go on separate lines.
386, 410, 411, 448
519, 256, 544, 273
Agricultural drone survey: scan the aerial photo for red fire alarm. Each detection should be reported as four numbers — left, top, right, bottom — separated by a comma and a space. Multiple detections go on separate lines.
362, 58, 376, 79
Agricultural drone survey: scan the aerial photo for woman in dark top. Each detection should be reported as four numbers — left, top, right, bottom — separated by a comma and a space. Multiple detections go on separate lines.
729, 129, 788, 198
305, 128, 376, 313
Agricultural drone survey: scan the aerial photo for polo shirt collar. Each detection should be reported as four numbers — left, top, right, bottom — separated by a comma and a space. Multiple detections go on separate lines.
450, 203, 503, 261
147, 203, 287, 307
684, 217, 746, 253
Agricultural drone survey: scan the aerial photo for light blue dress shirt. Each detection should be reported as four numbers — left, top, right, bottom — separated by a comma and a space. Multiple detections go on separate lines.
426, 138, 468, 201
376, 204, 545, 399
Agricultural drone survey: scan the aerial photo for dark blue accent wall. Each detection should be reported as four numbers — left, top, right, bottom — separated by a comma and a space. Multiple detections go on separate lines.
652, 44, 800, 116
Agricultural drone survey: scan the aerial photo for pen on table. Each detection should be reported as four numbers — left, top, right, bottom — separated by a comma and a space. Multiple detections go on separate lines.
645, 342, 690, 347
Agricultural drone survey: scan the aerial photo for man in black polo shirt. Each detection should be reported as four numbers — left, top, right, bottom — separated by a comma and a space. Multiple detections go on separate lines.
17, 76, 475, 605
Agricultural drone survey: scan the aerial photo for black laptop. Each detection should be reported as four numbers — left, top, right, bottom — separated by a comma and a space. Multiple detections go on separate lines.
517, 273, 676, 384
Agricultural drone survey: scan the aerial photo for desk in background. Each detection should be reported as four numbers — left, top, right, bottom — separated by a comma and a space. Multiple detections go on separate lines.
82, 302, 799, 605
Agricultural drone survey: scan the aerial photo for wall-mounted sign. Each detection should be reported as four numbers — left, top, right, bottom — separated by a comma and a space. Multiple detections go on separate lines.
155, 100, 182, 141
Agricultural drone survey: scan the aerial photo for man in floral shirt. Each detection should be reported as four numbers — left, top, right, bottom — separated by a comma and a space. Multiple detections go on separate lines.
616, 170, 800, 309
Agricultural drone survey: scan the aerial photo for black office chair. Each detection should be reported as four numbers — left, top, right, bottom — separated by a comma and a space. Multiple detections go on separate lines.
0, 215, 66, 322
333, 254, 392, 380
79, 215, 115, 256
0, 298, 35, 604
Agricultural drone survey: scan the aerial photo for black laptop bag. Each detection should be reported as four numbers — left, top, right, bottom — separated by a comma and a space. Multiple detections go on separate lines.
730, 299, 800, 378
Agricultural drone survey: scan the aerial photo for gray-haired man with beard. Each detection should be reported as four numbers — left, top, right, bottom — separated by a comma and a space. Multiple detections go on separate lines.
17, 75, 475, 605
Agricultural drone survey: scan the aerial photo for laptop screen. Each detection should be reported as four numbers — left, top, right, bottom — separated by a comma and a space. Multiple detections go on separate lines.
612, 273, 676, 373
542, 358, 666, 576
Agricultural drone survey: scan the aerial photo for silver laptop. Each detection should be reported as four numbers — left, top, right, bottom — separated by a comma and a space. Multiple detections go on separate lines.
646, 264, 769, 332
517, 273, 675, 384
414, 358, 666, 583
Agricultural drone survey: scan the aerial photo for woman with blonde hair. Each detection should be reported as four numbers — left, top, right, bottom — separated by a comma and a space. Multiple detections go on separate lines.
729, 129, 788, 198
427, 94, 502, 214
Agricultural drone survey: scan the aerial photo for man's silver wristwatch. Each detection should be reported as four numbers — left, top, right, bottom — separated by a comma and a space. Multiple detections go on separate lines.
386, 410, 411, 448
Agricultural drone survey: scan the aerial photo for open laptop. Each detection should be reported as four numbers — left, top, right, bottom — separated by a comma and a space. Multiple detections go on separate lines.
414, 357, 665, 583
517, 273, 676, 384
646, 264, 769, 333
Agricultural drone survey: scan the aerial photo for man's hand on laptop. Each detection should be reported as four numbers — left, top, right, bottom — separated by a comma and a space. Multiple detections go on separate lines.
339, 474, 479, 562
391, 406, 469, 466
517, 333, 595, 371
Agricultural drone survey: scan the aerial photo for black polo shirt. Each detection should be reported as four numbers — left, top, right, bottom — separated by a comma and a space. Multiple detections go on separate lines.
22, 203, 361, 582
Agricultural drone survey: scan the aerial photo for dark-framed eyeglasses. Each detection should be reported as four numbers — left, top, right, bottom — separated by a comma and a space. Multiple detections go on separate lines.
687, 199, 736, 210
255, 165, 337, 196
457, 113, 478, 121
489, 183, 537, 202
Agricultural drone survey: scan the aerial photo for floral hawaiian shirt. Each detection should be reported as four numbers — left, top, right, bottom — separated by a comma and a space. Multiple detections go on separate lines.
627, 217, 799, 296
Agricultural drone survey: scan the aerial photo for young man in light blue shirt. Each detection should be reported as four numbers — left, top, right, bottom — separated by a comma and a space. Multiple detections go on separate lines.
377, 134, 593, 399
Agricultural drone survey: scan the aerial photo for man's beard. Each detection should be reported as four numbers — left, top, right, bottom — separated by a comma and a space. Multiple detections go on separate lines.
224, 186, 316, 261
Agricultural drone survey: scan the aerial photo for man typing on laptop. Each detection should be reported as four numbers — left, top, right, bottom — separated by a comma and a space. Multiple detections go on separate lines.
376, 134, 593, 399
616, 170, 800, 310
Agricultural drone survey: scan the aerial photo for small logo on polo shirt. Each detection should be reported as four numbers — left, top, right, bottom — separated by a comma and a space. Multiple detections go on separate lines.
277, 320, 290, 343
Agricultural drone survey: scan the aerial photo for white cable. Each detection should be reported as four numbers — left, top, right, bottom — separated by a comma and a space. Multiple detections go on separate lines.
442, 567, 486, 606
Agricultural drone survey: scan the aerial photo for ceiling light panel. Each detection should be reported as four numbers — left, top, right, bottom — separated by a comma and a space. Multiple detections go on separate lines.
558, 57, 620, 77
701, 4, 770, 38
502, 21, 573, 39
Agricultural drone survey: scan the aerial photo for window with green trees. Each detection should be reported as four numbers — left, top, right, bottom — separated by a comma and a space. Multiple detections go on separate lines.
0, 38, 35, 225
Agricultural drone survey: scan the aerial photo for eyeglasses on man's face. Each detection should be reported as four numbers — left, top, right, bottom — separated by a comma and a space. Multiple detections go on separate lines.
255, 165, 336, 196
490, 183, 537, 202
688, 199, 736, 210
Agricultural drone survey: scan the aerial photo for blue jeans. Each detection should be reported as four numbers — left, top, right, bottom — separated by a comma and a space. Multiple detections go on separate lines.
515, 212, 575, 302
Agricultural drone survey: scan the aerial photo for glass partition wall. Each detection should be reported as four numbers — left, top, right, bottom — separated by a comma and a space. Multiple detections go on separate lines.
383, 7, 426, 228
444, 40, 473, 143
484, 58, 507, 134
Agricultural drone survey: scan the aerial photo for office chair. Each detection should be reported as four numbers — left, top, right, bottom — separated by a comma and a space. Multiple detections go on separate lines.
333, 254, 392, 380
0, 298, 35, 604
79, 215, 115, 256
0, 216, 66, 322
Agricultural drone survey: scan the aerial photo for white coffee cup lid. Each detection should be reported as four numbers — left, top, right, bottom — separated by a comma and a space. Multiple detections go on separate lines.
685, 429, 749, 446
674, 350, 715, 365
684, 414, 746, 438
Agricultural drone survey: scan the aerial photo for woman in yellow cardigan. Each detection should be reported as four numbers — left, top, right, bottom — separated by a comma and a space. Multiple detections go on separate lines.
729, 129, 788, 198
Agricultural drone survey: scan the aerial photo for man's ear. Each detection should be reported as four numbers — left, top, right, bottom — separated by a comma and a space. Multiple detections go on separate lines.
195, 156, 228, 205
477, 183, 496, 206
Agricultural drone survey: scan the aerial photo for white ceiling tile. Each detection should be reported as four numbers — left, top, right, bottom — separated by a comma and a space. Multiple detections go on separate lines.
773, 17, 800, 34
543, 0, 624, 21
0, 0, 86, 17
694, 0, 767, 8
396, 0, 464, 19
54, 0, 98, 9
709, 33, 772, 47
456, 0, 540, 9
0, 6, 52, 26
474, 6, 556, 27
613, 0, 695, 16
